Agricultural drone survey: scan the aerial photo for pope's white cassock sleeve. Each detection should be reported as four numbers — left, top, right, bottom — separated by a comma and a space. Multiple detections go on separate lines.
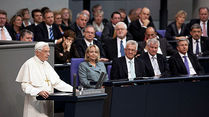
16, 56, 73, 117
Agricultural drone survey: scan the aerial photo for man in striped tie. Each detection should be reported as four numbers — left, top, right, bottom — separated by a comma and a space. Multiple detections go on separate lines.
34, 9, 62, 44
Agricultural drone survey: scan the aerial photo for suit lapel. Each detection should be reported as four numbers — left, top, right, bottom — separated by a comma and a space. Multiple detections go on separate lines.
157, 54, 164, 73
144, 53, 154, 75
121, 57, 128, 76
176, 53, 188, 73
42, 23, 49, 39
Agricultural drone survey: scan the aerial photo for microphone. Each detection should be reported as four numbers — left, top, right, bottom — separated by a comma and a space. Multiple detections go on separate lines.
73, 73, 77, 96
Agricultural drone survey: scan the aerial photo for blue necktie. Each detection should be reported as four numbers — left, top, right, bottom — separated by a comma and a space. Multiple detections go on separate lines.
49, 27, 54, 40
183, 56, 190, 75
120, 40, 125, 56
196, 40, 199, 55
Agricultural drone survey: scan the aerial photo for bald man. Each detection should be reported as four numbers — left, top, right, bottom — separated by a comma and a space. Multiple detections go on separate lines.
128, 7, 156, 42
138, 27, 176, 56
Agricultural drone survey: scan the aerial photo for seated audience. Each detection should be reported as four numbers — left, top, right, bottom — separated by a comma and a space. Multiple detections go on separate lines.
69, 12, 89, 38
9, 14, 23, 40
17, 8, 31, 28
128, 7, 156, 42
187, 7, 209, 37
26, 9, 43, 33
0, 9, 13, 40
138, 27, 176, 56
34, 10, 62, 43
55, 30, 79, 64
169, 39, 204, 76
101, 11, 121, 40
20, 29, 33, 42
165, 10, 188, 40
188, 23, 209, 56
111, 40, 146, 80
140, 38, 169, 77
78, 45, 108, 88
60, 8, 72, 28
72, 25, 107, 61
103, 22, 133, 60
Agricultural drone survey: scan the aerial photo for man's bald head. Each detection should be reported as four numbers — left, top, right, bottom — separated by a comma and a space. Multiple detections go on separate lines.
140, 7, 150, 20
145, 27, 157, 39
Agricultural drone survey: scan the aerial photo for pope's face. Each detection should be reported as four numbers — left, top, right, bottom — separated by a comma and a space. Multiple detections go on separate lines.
36, 46, 50, 61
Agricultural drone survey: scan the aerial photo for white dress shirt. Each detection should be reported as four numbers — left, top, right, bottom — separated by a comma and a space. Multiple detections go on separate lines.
125, 56, 135, 80
84, 38, 94, 47
192, 38, 201, 54
179, 52, 197, 75
117, 37, 127, 57
0, 27, 12, 40
148, 53, 161, 76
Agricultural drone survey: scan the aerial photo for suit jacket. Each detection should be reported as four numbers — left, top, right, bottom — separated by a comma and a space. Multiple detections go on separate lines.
186, 19, 209, 37
165, 21, 188, 40
34, 22, 62, 42
73, 38, 106, 58
101, 22, 115, 40
168, 52, 204, 76
69, 22, 84, 38
4, 25, 14, 40
138, 38, 177, 56
26, 23, 36, 34
79, 61, 108, 88
124, 16, 131, 27
103, 35, 132, 60
140, 52, 169, 77
111, 56, 146, 80
188, 37, 209, 56
128, 19, 155, 42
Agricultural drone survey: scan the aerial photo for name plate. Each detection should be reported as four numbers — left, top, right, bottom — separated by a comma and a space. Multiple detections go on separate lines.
77, 88, 105, 96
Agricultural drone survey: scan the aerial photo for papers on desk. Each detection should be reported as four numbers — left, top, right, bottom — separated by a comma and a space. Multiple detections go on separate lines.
50, 92, 73, 96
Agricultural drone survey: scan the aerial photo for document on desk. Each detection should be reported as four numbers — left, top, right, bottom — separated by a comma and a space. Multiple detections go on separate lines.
50, 92, 73, 96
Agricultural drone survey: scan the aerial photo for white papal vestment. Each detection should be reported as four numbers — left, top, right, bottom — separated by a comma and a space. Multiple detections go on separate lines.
16, 56, 73, 117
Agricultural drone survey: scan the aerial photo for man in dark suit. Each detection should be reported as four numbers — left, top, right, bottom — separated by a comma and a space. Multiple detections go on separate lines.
188, 24, 209, 56
72, 25, 108, 61
169, 39, 204, 76
0, 10, 13, 40
103, 22, 133, 60
138, 27, 176, 56
128, 7, 155, 42
69, 12, 89, 38
187, 7, 209, 37
111, 40, 146, 80
123, 9, 137, 28
101, 11, 121, 40
34, 10, 62, 43
26, 9, 43, 34
140, 38, 169, 77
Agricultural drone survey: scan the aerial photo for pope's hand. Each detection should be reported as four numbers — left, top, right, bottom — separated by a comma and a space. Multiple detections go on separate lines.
38, 91, 49, 99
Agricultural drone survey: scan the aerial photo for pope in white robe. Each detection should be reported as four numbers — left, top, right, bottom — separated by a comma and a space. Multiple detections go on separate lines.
16, 42, 73, 117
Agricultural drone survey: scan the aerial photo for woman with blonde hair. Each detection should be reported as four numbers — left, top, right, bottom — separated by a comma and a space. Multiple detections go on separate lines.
78, 45, 108, 88
60, 8, 72, 28
165, 10, 188, 40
